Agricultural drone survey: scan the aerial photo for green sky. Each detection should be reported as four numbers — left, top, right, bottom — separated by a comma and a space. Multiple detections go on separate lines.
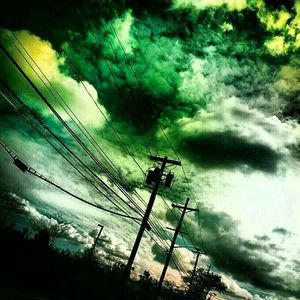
0, 1, 300, 299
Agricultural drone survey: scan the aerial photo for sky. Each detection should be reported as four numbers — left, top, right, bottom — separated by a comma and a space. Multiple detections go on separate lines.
0, 0, 300, 299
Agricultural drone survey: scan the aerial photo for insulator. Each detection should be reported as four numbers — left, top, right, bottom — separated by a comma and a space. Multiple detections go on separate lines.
164, 172, 174, 188
13, 157, 29, 172
145, 170, 154, 185
145, 167, 160, 185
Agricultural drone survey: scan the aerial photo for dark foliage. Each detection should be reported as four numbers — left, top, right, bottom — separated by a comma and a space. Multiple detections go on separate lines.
0, 193, 25, 227
184, 267, 227, 300
0, 225, 185, 300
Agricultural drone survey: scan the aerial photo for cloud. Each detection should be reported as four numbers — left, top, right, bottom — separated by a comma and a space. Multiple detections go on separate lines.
151, 243, 177, 269
162, 203, 300, 298
0, 29, 108, 128
221, 275, 253, 299
2, 192, 95, 247
61, 10, 189, 132
1, 2, 300, 299
179, 130, 281, 173
172, 95, 300, 172
272, 227, 293, 237
255, 235, 271, 242
172, 0, 248, 11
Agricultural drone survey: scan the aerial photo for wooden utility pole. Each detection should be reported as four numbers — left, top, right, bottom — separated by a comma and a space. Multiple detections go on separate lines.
89, 224, 104, 256
187, 248, 205, 297
156, 198, 199, 298
124, 156, 181, 280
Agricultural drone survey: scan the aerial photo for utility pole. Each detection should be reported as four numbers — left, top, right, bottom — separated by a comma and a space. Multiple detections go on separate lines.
89, 224, 104, 257
187, 248, 205, 297
156, 198, 199, 298
123, 156, 181, 280
199, 265, 212, 300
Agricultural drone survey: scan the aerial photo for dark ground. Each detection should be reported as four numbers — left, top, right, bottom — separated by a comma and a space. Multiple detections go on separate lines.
0, 226, 184, 300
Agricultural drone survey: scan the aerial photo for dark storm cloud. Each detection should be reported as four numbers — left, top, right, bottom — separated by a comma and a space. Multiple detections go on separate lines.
61, 13, 190, 133
242, 240, 283, 253
151, 243, 177, 269
263, 0, 295, 10
272, 227, 293, 237
293, 259, 300, 273
0, 0, 125, 49
2, 0, 296, 134
179, 131, 282, 173
255, 234, 271, 242
161, 204, 300, 298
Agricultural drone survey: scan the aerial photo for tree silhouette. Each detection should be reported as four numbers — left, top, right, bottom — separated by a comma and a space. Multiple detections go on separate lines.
184, 267, 227, 300
0, 193, 25, 227
31, 213, 75, 246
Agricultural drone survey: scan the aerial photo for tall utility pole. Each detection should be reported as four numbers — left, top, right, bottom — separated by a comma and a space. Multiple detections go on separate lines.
187, 248, 205, 297
89, 224, 104, 257
124, 156, 181, 280
156, 198, 199, 298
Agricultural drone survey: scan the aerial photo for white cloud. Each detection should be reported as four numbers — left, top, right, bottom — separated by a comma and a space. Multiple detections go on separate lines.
178, 96, 300, 153
221, 275, 253, 299
1, 29, 108, 128
172, 0, 247, 11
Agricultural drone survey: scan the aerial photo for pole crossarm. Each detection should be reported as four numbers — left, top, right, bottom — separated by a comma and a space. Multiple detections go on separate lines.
171, 203, 199, 212
192, 247, 205, 255
166, 227, 188, 236
149, 155, 181, 166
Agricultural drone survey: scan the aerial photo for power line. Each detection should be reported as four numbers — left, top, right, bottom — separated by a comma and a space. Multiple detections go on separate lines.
2, 29, 192, 276
98, 21, 198, 271
8, 32, 147, 218
0, 139, 141, 221
0, 88, 187, 273
0, 41, 144, 218
8, 34, 179, 246
10, 32, 136, 188
0, 85, 136, 220
58, 44, 191, 270
1, 70, 188, 276
60, 50, 147, 177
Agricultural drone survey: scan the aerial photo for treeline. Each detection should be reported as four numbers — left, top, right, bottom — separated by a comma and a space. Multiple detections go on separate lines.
0, 193, 226, 300
0, 225, 186, 300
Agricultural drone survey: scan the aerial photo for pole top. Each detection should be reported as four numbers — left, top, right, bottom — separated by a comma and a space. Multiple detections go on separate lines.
192, 247, 205, 254
149, 155, 181, 166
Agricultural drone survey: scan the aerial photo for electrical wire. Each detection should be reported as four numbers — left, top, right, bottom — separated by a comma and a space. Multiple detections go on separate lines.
0, 82, 188, 270
58, 42, 191, 271
8, 32, 147, 218
76, 15, 195, 272
0, 41, 144, 218
2, 29, 192, 275
0, 139, 141, 221
106, 19, 204, 257
0, 86, 137, 221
